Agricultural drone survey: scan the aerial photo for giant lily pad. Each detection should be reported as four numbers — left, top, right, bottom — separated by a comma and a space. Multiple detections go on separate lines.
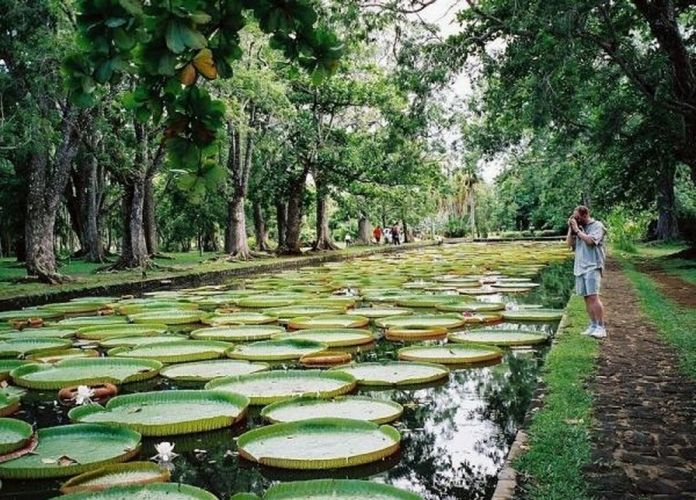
69, 390, 249, 436
264, 305, 345, 319
448, 330, 548, 346
39, 302, 106, 314
397, 344, 503, 365
128, 310, 203, 325
0, 338, 72, 358
160, 359, 269, 382
0, 423, 141, 479
264, 479, 422, 499
395, 295, 461, 308
0, 360, 33, 381
60, 483, 217, 499
0, 309, 62, 322
203, 312, 278, 326
205, 370, 356, 405
375, 315, 465, 330
272, 329, 374, 347
99, 335, 187, 348
108, 340, 232, 363
501, 309, 564, 321
288, 315, 369, 330
436, 301, 505, 312
58, 316, 128, 327
331, 361, 449, 386
236, 297, 298, 308
0, 393, 20, 417
190, 325, 285, 342
0, 418, 33, 454
346, 308, 413, 319
237, 418, 400, 469
0, 328, 76, 340
227, 339, 327, 361
76, 323, 168, 340
60, 461, 171, 494
26, 348, 98, 364
10, 357, 162, 389
385, 327, 448, 341
261, 396, 403, 424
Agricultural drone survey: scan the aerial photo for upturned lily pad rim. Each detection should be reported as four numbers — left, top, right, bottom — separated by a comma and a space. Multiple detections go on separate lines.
227, 338, 328, 361
128, 309, 203, 325
260, 395, 404, 425
0, 423, 141, 479
0, 393, 20, 417
59, 461, 171, 494
76, 323, 168, 340
501, 309, 564, 321
385, 327, 448, 341
264, 479, 422, 500
0, 338, 73, 357
375, 314, 466, 330
205, 369, 357, 405
448, 330, 548, 346
435, 301, 506, 312
271, 330, 374, 347
68, 390, 250, 436
236, 417, 400, 470
108, 340, 233, 363
9, 357, 162, 390
397, 343, 503, 364
330, 361, 450, 386
0, 418, 33, 455
58, 483, 218, 499
287, 315, 369, 330
160, 359, 270, 382
190, 325, 285, 341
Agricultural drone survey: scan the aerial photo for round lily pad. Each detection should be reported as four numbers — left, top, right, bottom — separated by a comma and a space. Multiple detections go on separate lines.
69, 390, 249, 436
264, 305, 345, 319
346, 308, 413, 319
0, 338, 72, 358
395, 295, 460, 308
39, 302, 106, 314
237, 418, 400, 469
10, 357, 162, 390
385, 327, 448, 341
0, 360, 33, 381
76, 323, 168, 340
436, 301, 505, 312
0, 393, 20, 417
331, 361, 449, 386
108, 340, 232, 363
0, 309, 63, 322
397, 344, 503, 365
203, 312, 278, 326
60, 483, 217, 499
205, 370, 356, 405
502, 309, 564, 321
0, 328, 76, 340
60, 461, 171, 494
236, 297, 298, 308
227, 339, 327, 361
26, 348, 98, 364
160, 359, 269, 382
190, 325, 285, 342
128, 310, 203, 325
264, 479, 422, 499
0, 418, 33, 454
261, 396, 403, 424
99, 335, 187, 348
375, 315, 465, 330
448, 330, 548, 346
58, 316, 128, 327
288, 315, 369, 330
492, 282, 539, 289
273, 329, 374, 347
456, 287, 498, 295
0, 423, 141, 479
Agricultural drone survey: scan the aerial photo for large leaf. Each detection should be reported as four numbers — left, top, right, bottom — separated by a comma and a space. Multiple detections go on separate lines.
108, 340, 232, 363
60, 461, 170, 494
397, 344, 503, 365
227, 339, 327, 361
60, 483, 217, 499
261, 396, 403, 425
0, 418, 33, 454
264, 479, 422, 499
330, 361, 449, 386
160, 359, 269, 382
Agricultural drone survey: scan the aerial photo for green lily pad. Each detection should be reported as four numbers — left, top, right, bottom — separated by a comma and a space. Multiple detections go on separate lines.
128, 310, 203, 325
190, 325, 285, 342
0, 328, 76, 340
264, 479, 422, 499
375, 315, 465, 330
397, 344, 503, 365
160, 359, 269, 382
261, 396, 403, 424
10, 357, 162, 390
501, 309, 564, 321
69, 390, 249, 436
237, 418, 400, 469
331, 361, 449, 386
0, 360, 34, 381
58, 316, 128, 327
203, 312, 278, 326
40, 301, 107, 314
288, 315, 369, 330
272, 329, 374, 347
205, 370, 356, 405
346, 308, 413, 319
109, 340, 232, 363
99, 335, 188, 348
0, 418, 33, 454
236, 297, 298, 308
435, 301, 505, 312
227, 339, 327, 361
0, 309, 62, 322
59, 483, 217, 499
263, 305, 345, 319
395, 295, 461, 308
60, 461, 170, 494
76, 323, 168, 340
0, 393, 20, 417
448, 330, 548, 346
0, 423, 141, 479
26, 348, 99, 364
0, 338, 72, 358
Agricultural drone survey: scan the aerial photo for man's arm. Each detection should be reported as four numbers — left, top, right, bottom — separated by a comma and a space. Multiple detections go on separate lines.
565, 226, 576, 249
576, 223, 604, 247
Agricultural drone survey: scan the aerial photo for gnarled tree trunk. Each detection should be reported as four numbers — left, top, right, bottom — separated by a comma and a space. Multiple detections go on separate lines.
312, 176, 338, 251
143, 174, 158, 256
119, 178, 148, 269
225, 194, 251, 258
655, 164, 679, 240
357, 214, 372, 245
276, 200, 287, 249
279, 177, 306, 255
253, 200, 272, 251
83, 156, 104, 262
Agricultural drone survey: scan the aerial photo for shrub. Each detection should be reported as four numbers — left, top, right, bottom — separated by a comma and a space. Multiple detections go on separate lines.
603, 205, 652, 253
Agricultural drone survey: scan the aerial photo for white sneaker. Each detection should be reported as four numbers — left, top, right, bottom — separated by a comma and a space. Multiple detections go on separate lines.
580, 325, 595, 336
590, 326, 607, 339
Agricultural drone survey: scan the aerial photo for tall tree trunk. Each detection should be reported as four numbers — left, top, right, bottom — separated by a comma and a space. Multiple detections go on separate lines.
118, 179, 148, 269
279, 179, 305, 255
655, 165, 679, 240
83, 155, 104, 262
357, 214, 372, 245
226, 194, 251, 258
312, 177, 338, 251
276, 200, 287, 249
403, 219, 413, 243
253, 200, 272, 251
143, 174, 158, 256
202, 224, 219, 252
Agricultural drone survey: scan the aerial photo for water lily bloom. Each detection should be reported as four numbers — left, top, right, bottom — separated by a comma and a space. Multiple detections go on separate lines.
73, 385, 95, 405
152, 441, 178, 463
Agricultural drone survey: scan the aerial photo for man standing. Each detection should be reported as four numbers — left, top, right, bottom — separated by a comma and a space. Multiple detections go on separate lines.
566, 205, 607, 338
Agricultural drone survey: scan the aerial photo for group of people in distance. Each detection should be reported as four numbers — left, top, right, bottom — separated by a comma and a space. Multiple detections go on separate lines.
372, 223, 403, 245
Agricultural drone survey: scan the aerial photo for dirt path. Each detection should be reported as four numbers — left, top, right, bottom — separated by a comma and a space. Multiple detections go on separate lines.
637, 262, 696, 308
584, 259, 696, 499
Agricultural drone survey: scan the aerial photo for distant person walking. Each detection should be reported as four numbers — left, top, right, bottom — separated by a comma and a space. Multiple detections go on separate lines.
566, 205, 607, 338
391, 223, 401, 245
373, 225, 383, 244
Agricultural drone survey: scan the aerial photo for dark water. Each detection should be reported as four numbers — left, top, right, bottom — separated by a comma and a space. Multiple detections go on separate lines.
1, 260, 573, 500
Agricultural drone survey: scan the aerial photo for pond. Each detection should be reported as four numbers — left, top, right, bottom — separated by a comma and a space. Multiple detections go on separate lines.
0, 242, 573, 499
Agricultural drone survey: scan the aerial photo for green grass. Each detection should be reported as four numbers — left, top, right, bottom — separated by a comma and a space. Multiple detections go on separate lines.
514, 294, 598, 500
0, 243, 427, 301
621, 259, 696, 379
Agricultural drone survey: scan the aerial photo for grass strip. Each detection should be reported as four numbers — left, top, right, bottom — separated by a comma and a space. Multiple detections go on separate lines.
621, 259, 696, 379
514, 294, 598, 500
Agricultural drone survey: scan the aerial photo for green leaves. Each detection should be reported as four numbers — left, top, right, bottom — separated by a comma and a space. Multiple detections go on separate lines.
165, 20, 207, 54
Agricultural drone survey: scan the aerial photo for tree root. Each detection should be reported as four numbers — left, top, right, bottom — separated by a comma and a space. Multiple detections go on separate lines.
312, 238, 340, 251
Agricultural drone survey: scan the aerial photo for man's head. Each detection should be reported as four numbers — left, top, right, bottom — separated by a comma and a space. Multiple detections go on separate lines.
574, 205, 591, 225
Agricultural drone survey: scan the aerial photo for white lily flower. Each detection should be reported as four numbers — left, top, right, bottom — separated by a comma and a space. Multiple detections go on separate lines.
152, 441, 178, 463
73, 385, 95, 405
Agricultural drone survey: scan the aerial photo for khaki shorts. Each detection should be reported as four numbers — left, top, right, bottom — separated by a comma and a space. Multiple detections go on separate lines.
576, 269, 602, 296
